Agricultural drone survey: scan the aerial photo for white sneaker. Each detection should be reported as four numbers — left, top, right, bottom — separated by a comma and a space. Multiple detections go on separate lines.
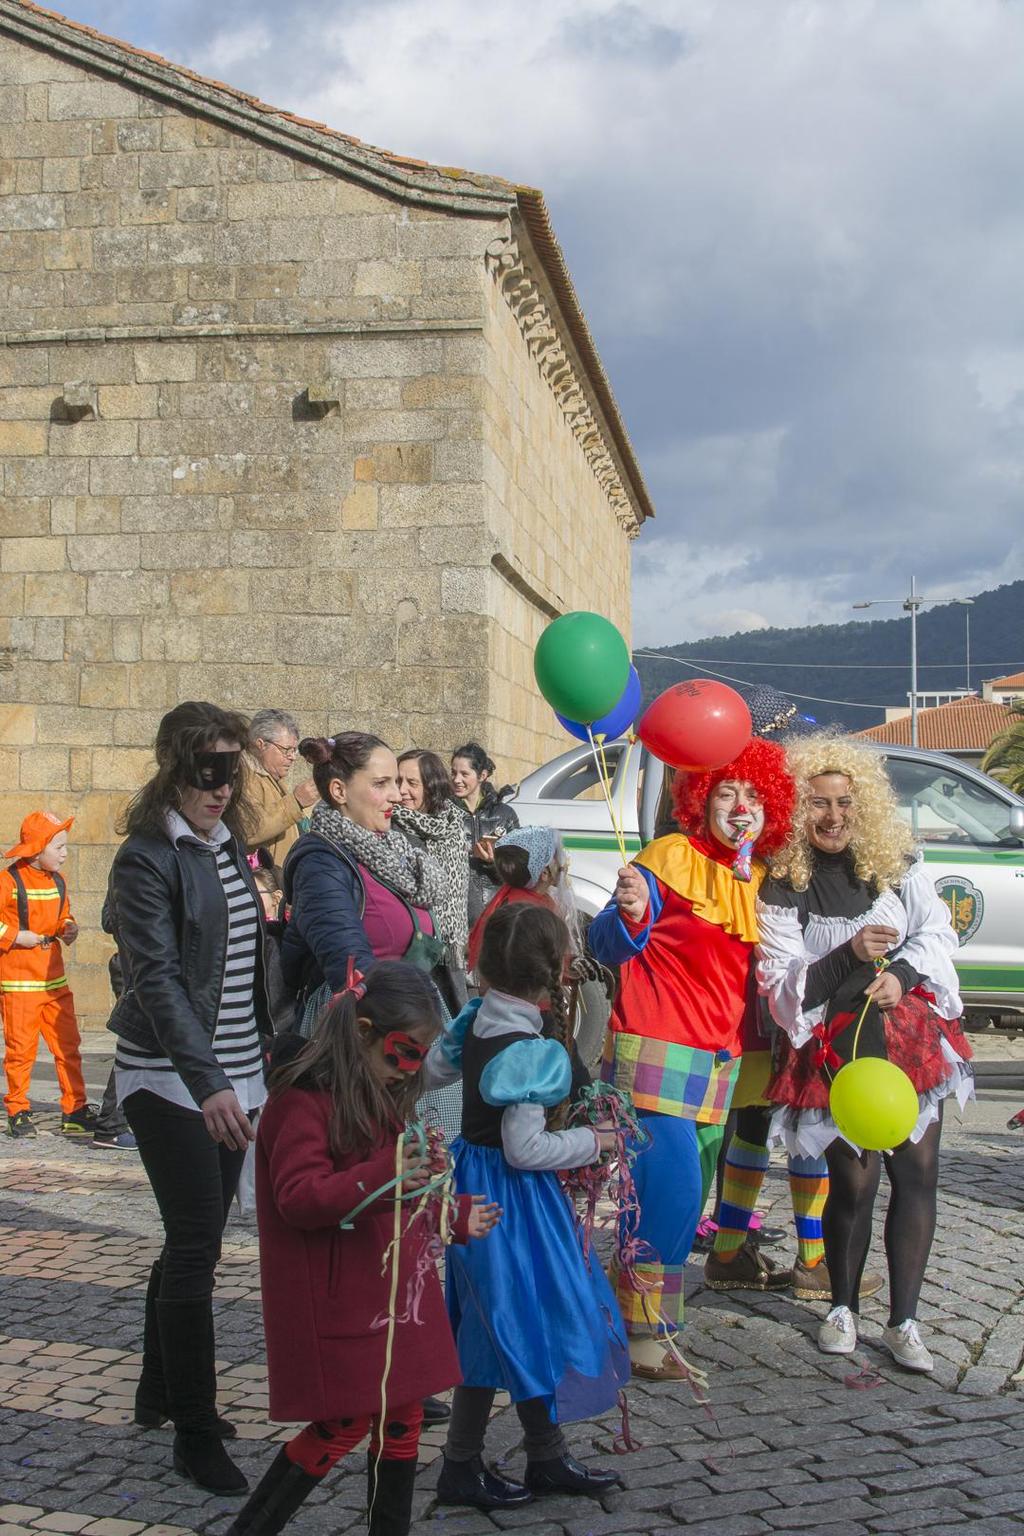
817, 1305, 857, 1355
881, 1318, 934, 1373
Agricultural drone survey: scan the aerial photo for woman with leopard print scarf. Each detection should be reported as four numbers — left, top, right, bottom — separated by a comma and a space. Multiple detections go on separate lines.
393, 750, 470, 970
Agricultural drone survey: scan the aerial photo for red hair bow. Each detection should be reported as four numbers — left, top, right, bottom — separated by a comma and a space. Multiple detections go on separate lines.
333, 958, 366, 1005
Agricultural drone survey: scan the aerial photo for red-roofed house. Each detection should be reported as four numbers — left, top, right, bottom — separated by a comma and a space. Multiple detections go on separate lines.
854, 694, 1012, 765
983, 672, 1024, 705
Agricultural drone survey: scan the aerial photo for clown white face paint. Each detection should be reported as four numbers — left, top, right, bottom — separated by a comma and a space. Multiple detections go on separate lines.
707, 779, 765, 851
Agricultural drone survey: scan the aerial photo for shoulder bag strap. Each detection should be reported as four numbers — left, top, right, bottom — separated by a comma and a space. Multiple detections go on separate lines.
10, 867, 29, 933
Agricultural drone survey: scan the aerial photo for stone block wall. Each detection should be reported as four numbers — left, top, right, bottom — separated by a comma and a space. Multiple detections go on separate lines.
479, 254, 633, 781
0, 29, 639, 1024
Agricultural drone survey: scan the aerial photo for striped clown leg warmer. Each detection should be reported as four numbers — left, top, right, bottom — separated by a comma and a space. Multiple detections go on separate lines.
789, 1154, 829, 1268
711, 1136, 771, 1261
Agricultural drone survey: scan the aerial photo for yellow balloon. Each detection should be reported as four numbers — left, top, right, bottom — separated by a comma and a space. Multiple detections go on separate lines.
829, 1058, 919, 1151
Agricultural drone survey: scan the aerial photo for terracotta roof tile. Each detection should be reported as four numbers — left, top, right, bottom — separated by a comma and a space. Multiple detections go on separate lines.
988, 671, 1024, 690
854, 695, 1011, 752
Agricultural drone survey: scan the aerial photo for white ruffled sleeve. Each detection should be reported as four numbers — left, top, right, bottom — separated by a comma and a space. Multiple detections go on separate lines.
755, 900, 825, 1049
896, 857, 963, 1021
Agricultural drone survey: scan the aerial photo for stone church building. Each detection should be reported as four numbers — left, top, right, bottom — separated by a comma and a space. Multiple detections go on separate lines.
0, 0, 652, 1021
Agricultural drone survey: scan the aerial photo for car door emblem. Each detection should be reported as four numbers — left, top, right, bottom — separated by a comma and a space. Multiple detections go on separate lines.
934, 876, 984, 945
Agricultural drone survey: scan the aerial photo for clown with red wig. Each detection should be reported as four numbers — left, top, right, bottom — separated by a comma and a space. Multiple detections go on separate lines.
589, 737, 796, 1380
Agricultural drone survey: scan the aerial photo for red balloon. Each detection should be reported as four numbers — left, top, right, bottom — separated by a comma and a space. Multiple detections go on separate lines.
637, 680, 752, 771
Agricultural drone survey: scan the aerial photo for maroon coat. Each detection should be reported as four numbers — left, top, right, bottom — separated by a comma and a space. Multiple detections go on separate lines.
256, 1085, 466, 1422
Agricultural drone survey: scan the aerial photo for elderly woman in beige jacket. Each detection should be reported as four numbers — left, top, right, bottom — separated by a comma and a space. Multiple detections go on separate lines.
244, 709, 319, 865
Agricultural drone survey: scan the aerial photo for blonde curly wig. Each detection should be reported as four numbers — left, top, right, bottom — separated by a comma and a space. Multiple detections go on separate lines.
769, 733, 915, 893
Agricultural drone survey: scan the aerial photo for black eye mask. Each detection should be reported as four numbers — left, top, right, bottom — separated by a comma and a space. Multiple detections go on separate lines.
186, 750, 241, 790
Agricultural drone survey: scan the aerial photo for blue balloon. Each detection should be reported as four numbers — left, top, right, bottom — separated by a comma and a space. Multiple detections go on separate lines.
556, 665, 642, 741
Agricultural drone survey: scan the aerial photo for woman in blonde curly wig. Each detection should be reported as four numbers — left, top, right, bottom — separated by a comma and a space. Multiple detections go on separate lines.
757, 734, 973, 1376
769, 735, 915, 896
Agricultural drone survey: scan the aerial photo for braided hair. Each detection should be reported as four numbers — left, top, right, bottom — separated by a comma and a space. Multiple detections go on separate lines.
476, 902, 574, 1129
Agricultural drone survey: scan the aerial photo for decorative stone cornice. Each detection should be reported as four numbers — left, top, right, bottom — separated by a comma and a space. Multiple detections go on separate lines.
485, 227, 644, 537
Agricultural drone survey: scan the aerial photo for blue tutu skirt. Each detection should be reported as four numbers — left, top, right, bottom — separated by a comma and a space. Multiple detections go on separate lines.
446, 1139, 629, 1422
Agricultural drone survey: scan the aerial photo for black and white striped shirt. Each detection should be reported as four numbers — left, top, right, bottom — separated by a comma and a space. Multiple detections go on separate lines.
115, 817, 266, 1113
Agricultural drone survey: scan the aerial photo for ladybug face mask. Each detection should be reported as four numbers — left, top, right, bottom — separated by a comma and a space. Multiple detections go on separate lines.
380, 1030, 429, 1073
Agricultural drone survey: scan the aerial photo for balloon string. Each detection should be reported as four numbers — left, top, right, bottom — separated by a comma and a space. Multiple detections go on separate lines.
370, 1135, 404, 1528
851, 958, 890, 1063
587, 726, 631, 865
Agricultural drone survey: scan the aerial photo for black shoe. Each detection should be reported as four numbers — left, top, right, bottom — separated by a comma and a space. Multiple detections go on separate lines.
173, 1430, 248, 1495
421, 1395, 451, 1426
61, 1104, 100, 1137
749, 1222, 788, 1248
7, 1111, 37, 1138
226, 1447, 319, 1536
435, 1454, 533, 1511
367, 1457, 418, 1536
525, 1453, 625, 1498
92, 1130, 138, 1150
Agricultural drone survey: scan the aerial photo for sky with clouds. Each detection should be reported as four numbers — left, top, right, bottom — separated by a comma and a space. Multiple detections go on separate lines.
58, 0, 1024, 646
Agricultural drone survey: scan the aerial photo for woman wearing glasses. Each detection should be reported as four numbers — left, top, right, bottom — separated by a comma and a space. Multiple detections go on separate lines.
244, 708, 319, 865
106, 702, 272, 1496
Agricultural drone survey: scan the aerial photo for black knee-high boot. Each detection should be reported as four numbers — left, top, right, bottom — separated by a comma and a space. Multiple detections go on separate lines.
134, 1259, 166, 1427
135, 1267, 235, 1437
226, 1449, 320, 1536
157, 1295, 247, 1495
367, 1459, 418, 1536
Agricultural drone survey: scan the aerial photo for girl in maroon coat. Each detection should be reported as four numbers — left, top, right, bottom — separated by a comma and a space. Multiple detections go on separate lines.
228, 961, 499, 1536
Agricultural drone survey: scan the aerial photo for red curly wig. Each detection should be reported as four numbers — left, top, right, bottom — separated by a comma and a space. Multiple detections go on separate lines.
672, 737, 796, 857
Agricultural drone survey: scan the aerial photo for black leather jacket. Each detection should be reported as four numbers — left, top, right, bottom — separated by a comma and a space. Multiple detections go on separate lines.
105, 825, 271, 1109
455, 789, 519, 926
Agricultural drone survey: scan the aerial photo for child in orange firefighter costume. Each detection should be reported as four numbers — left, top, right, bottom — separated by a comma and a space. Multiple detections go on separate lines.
1, 811, 93, 1138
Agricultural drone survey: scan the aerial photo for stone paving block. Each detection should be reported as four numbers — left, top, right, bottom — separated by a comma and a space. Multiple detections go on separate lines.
647, 1519, 770, 1536
861, 1511, 968, 1533
922, 1525, 1024, 1536
761, 1504, 877, 1530
669, 1488, 779, 1522
979, 1489, 1024, 1515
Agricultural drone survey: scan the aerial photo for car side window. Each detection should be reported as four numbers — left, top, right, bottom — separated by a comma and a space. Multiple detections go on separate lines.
885, 758, 1014, 846
539, 745, 626, 801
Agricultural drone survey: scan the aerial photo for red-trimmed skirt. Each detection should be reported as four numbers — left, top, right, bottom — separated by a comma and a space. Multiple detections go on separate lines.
767, 991, 973, 1112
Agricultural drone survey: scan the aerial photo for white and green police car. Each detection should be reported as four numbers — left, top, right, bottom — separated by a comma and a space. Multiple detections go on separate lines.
510, 741, 1024, 1021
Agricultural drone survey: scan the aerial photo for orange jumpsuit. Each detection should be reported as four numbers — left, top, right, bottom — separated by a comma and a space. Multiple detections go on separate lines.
0, 861, 87, 1117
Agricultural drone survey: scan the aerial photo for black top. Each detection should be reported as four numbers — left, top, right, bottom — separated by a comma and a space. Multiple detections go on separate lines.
460, 1027, 534, 1148
760, 848, 921, 1009
459, 1017, 591, 1149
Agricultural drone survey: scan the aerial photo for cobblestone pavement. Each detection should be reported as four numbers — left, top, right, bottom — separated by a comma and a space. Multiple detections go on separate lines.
0, 1089, 1021, 1536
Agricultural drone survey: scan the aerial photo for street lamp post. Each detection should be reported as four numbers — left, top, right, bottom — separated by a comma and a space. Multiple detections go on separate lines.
853, 578, 974, 748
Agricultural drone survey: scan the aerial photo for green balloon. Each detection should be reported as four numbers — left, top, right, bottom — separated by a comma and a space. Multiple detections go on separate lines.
534, 611, 631, 724
829, 1058, 919, 1151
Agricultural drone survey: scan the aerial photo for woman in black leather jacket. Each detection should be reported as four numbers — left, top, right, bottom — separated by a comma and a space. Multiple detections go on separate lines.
106, 701, 270, 1498
450, 742, 519, 929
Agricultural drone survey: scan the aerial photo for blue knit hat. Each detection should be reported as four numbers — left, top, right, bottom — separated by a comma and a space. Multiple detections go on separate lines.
497, 826, 558, 887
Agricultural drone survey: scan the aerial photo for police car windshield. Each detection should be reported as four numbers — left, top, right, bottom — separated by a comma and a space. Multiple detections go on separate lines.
885, 758, 1016, 846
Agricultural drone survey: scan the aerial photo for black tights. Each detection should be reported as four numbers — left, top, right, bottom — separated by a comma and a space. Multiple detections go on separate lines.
445, 1386, 565, 1464
823, 1106, 942, 1325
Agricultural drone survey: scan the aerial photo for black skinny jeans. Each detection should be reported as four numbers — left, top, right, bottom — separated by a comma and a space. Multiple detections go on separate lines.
124, 1089, 249, 1300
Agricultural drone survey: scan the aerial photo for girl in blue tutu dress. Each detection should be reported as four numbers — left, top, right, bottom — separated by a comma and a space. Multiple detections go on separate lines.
436, 901, 629, 1513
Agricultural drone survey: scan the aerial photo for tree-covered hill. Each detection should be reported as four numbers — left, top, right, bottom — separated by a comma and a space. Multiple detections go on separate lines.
633, 579, 1024, 731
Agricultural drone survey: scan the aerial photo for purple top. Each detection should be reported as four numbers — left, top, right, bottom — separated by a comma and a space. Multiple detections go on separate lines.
360, 865, 434, 960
